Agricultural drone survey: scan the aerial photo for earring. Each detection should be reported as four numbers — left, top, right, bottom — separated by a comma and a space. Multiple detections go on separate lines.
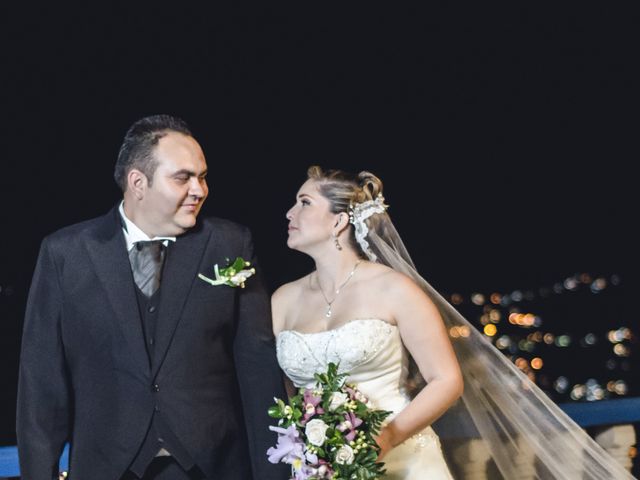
332, 233, 343, 251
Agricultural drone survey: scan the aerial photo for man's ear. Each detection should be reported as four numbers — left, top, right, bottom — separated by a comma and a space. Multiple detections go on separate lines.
127, 169, 148, 200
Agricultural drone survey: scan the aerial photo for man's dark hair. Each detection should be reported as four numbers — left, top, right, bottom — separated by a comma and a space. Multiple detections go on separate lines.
114, 114, 192, 192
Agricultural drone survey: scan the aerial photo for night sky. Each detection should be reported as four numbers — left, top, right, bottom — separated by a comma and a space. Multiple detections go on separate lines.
0, 3, 637, 444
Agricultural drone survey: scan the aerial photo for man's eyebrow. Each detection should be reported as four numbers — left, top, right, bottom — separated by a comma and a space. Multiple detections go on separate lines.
172, 169, 208, 177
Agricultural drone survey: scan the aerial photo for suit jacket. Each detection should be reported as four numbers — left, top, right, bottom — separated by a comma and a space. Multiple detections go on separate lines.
17, 206, 289, 480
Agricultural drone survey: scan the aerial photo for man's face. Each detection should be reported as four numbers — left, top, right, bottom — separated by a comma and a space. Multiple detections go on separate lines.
138, 132, 209, 237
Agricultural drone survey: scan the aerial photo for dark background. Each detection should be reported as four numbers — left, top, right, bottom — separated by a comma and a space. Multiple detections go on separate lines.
0, 3, 637, 446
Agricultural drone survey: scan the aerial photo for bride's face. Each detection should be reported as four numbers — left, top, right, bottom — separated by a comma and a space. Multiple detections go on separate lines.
286, 180, 338, 252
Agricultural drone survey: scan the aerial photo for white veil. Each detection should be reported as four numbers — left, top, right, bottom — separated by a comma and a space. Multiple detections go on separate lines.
360, 209, 635, 479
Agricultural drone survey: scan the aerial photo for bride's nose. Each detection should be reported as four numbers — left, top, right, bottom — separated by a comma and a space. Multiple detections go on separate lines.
286, 207, 294, 220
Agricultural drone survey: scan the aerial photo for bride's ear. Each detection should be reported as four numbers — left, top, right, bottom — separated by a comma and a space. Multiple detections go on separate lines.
333, 212, 350, 235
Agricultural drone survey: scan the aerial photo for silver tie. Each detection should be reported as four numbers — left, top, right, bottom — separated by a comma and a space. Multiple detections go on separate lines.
129, 240, 165, 297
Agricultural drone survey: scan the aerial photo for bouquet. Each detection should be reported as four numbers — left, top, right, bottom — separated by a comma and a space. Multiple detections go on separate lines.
267, 363, 392, 479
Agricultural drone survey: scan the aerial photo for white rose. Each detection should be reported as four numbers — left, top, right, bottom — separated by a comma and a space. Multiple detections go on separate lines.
335, 444, 355, 465
305, 419, 329, 446
328, 391, 349, 411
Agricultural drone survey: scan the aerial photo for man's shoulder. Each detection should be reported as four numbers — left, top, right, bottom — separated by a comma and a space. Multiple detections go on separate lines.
199, 216, 252, 239
43, 212, 111, 249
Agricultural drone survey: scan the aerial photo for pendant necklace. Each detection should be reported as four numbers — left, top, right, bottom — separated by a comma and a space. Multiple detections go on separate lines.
314, 260, 362, 318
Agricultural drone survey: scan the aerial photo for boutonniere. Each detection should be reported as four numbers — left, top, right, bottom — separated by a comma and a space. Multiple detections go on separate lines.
198, 257, 256, 288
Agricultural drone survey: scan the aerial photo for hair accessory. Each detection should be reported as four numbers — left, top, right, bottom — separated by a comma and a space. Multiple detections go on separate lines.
348, 194, 388, 262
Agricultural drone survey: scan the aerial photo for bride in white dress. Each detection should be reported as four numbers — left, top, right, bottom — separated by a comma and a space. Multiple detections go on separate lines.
271, 166, 636, 480
272, 166, 462, 479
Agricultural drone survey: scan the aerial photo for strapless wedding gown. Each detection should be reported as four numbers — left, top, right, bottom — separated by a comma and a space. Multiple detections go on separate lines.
277, 318, 454, 479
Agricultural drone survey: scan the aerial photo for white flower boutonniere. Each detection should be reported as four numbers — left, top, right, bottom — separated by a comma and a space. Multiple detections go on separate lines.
198, 257, 256, 288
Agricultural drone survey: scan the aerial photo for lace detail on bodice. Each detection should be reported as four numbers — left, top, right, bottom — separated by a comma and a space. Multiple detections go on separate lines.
277, 319, 397, 383
276, 318, 410, 414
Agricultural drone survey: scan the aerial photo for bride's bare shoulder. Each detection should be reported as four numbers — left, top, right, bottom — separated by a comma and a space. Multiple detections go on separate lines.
361, 261, 423, 295
271, 275, 310, 333
272, 275, 309, 303
360, 261, 405, 284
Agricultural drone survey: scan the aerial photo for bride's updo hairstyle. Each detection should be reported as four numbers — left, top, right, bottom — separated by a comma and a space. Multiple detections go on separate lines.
307, 165, 385, 258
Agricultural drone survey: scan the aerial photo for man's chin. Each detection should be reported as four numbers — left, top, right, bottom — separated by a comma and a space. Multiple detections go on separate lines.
175, 216, 198, 233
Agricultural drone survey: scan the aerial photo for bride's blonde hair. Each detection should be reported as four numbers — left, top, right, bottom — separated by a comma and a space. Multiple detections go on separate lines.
307, 165, 385, 256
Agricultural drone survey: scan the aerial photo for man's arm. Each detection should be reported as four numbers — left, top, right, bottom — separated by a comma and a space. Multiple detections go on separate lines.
16, 238, 71, 479
233, 228, 290, 480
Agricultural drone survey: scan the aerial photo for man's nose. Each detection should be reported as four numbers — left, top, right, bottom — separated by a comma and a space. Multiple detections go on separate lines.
189, 178, 206, 198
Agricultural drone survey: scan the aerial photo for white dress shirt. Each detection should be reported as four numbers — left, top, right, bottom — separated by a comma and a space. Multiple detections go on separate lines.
119, 201, 176, 251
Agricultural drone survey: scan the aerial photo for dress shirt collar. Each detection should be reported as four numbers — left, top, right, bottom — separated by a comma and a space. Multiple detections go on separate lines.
119, 201, 176, 251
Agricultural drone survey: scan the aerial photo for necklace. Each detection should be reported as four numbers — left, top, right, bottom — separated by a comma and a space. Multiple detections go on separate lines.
314, 260, 362, 318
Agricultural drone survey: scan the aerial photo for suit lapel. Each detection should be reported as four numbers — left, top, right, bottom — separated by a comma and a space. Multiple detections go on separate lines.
152, 222, 213, 379
85, 207, 150, 376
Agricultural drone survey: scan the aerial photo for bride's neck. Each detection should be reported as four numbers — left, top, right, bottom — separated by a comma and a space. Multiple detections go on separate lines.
313, 252, 362, 290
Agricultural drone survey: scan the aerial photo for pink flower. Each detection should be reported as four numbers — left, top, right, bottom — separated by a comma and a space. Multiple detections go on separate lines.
301, 389, 324, 424
337, 411, 363, 442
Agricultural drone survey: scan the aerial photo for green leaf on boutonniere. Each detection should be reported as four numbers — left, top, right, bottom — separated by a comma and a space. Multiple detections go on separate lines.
198, 256, 255, 288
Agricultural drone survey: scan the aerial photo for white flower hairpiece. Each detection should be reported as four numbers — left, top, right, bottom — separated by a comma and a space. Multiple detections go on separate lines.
348, 194, 389, 262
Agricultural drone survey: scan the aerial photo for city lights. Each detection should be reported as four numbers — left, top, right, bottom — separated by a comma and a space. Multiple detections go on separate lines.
448, 273, 634, 403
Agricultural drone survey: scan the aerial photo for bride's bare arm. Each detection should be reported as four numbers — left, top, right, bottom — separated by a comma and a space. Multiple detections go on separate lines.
271, 283, 300, 397
376, 273, 463, 458
271, 282, 295, 336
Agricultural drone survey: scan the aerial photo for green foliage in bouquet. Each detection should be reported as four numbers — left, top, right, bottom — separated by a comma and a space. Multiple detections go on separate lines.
267, 363, 392, 480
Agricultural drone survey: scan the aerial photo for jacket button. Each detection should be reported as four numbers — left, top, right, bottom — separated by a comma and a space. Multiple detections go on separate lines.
151, 384, 160, 392
148, 305, 156, 313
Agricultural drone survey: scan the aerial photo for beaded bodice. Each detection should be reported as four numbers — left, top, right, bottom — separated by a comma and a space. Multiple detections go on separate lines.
276, 318, 410, 413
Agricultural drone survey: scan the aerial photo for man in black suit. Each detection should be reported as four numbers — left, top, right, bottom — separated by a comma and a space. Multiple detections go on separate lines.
17, 115, 288, 479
